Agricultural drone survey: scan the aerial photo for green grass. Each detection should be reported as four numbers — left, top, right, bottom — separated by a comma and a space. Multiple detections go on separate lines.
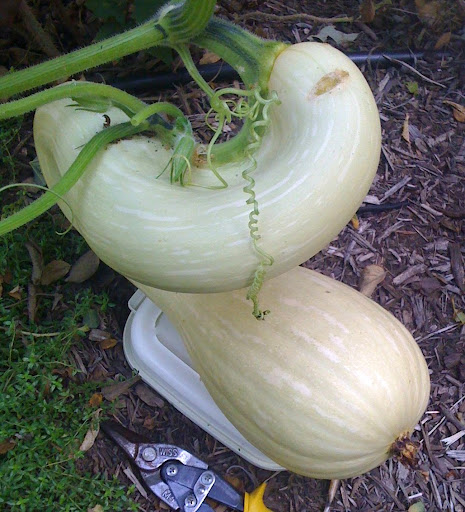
0, 117, 23, 182
0, 119, 140, 511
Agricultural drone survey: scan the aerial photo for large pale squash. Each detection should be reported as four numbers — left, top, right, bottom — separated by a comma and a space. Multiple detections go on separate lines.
33, 43, 380, 293
134, 266, 430, 479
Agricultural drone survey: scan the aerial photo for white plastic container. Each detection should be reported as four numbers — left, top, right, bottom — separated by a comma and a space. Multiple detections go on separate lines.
123, 290, 283, 471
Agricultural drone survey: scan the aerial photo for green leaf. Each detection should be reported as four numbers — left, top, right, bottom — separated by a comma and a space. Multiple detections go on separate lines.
454, 311, 465, 324
406, 81, 419, 95
69, 95, 113, 113
29, 157, 46, 186
133, 0, 166, 24
85, 0, 127, 25
94, 20, 127, 41
147, 46, 174, 66
83, 308, 100, 328
408, 503, 425, 512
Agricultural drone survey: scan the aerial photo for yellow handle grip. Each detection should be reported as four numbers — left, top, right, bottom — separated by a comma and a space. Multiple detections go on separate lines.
244, 483, 273, 512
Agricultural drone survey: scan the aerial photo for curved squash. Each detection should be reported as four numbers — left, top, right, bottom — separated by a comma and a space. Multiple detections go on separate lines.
33, 43, 381, 293
134, 266, 430, 479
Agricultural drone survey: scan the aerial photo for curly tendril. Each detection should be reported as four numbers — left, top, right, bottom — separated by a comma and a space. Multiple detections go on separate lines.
202, 86, 279, 317
242, 90, 280, 319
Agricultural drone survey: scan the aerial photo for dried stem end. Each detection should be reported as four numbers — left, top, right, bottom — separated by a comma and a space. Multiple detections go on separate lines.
390, 432, 421, 468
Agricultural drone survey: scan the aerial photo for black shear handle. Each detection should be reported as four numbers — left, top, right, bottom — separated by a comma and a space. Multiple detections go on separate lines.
161, 461, 244, 511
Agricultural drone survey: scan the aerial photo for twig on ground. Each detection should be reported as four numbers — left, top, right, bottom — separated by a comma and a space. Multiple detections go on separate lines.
383, 56, 447, 88
439, 403, 465, 431
235, 12, 354, 24
368, 475, 405, 510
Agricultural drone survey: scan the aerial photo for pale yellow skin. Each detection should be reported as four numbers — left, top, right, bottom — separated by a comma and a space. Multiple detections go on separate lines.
34, 43, 381, 293
135, 267, 431, 479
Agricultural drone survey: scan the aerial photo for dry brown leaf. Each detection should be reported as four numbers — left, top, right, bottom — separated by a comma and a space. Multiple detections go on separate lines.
326, 480, 341, 508
99, 337, 117, 350
415, 0, 441, 25
443, 100, 465, 123
0, 269, 11, 296
101, 375, 141, 401
25, 240, 43, 285
434, 32, 451, 49
52, 366, 73, 381
134, 383, 165, 408
0, 438, 16, 454
27, 283, 38, 323
42, 378, 51, 398
88, 506, 104, 512
143, 416, 157, 430
449, 243, 465, 293
52, 292, 63, 311
88, 329, 112, 342
88, 392, 103, 407
440, 217, 460, 233
66, 250, 100, 283
199, 50, 221, 65
8, 285, 22, 301
40, 260, 71, 286
359, 265, 387, 297
224, 475, 244, 493
3, 270, 12, 284
402, 113, 410, 143
360, 0, 376, 23
79, 408, 101, 452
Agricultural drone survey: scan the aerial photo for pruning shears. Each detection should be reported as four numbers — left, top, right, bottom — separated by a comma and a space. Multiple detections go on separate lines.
101, 421, 273, 512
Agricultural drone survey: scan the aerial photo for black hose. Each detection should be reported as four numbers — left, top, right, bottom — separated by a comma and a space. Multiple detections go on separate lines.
112, 62, 238, 92
110, 49, 450, 92
357, 201, 408, 215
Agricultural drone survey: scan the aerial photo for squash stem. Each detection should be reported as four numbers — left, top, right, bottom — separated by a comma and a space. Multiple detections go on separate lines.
193, 17, 288, 91
174, 44, 215, 99
0, 122, 147, 235
0, 82, 146, 120
0, 0, 216, 100
0, 23, 164, 101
